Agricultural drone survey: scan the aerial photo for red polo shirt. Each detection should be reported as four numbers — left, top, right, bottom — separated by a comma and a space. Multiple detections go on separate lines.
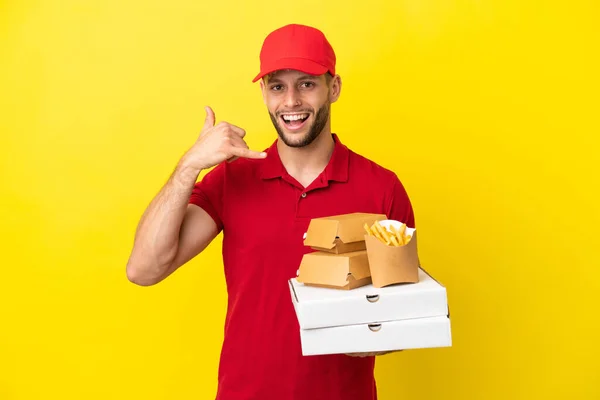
189, 134, 415, 400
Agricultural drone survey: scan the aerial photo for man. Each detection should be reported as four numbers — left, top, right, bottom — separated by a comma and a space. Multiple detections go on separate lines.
126, 23, 415, 400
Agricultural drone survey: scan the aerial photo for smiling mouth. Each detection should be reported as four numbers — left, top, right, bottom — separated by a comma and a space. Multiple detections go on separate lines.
280, 113, 310, 131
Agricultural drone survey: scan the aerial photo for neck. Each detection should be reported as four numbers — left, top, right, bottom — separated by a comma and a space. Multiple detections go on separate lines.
277, 125, 335, 188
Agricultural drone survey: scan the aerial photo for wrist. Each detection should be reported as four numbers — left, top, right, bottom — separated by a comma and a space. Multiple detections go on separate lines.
173, 161, 202, 189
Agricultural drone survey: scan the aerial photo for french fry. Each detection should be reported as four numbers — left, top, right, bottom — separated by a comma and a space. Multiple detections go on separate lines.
364, 223, 374, 236
372, 221, 384, 236
371, 226, 385, 243
374, 221, 392, 245
389, 225, 404, 245
369, 222, 387, 245
398, 223, 407, 239
399, 233, 406, 245
389, 235, 400, 247
397, 234, 405, 245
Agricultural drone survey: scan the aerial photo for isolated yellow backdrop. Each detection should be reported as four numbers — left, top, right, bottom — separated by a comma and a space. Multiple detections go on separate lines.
1, 1, 599, 399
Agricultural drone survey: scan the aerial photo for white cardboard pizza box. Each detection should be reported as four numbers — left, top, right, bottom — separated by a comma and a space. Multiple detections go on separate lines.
299, 315, 452, 356
288, 267, 448, 330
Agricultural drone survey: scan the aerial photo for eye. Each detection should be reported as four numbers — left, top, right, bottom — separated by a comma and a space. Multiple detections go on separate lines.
300, 81, 315, 88
270, 84, 283, 91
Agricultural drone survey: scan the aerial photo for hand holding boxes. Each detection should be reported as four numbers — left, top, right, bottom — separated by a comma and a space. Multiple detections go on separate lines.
289, 212, 452, 356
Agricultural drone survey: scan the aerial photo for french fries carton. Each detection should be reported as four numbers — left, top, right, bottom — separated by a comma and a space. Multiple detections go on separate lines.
364, 219, 420, 288
288, 268, 452, 356
296, 250, 371, 290
303, 212, 388, 254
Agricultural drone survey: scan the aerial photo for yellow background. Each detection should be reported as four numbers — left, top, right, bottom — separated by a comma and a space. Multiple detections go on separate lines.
1, 0, 599, 399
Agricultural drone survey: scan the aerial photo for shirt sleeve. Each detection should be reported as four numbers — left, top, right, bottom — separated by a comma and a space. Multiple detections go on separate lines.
385, 175, 416, 228
188, 163, 225, 232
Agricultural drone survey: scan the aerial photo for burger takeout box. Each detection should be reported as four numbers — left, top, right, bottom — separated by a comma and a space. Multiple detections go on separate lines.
296, 250, 372, 290
289, 268, 452, 356
298, 213, 421, 289
302, 212, 387, 254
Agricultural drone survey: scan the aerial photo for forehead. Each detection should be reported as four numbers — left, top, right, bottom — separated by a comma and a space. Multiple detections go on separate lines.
266, 69, 322, 82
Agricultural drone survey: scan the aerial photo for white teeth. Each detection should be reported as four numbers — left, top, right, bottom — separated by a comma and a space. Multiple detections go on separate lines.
282, 113, 309, 121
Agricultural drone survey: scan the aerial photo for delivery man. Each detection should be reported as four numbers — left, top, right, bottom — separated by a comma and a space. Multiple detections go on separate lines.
126, 23, 415, 400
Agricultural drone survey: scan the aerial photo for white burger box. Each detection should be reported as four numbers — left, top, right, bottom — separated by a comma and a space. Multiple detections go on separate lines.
288, 267, 452, 356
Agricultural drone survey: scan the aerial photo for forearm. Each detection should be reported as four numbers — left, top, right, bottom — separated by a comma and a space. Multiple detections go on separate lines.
126, 106, 265, 285
127, 162, 201, 280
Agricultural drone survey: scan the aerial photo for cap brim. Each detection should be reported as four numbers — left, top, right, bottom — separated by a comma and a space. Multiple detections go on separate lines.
252, 57, 329, 83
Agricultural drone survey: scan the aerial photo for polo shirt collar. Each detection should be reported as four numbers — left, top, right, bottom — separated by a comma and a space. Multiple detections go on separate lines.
260, 133, 349, 183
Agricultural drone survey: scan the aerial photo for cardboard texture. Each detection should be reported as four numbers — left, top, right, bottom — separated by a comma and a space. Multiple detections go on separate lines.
298, 315, 452, 356
296, 250, 372, 290
303, 212, 387, 253
289, 268, 448, 329
365, 219, 420, 288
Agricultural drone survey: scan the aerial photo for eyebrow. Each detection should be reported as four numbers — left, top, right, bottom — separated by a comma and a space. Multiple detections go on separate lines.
267, 74, 319, 84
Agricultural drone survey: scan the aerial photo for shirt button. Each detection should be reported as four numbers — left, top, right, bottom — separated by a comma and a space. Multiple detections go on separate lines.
301, 192, 307, 198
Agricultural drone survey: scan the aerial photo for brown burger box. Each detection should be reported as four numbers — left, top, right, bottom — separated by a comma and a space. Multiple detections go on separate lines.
296, 250, 372, 290
297, 213, 384, 290
302, 212, 387, 254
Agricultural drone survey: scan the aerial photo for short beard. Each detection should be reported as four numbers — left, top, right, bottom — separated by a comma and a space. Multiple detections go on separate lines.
269, 101, 330, 148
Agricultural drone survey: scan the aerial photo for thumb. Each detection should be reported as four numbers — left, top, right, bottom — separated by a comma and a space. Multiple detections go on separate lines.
202, 106, 215, 131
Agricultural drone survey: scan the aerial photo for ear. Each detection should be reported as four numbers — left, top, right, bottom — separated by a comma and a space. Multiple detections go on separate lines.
260, 79, 267, 105
329, 74, 342, 103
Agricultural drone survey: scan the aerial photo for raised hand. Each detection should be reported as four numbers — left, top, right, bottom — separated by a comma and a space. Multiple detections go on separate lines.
180, 106, 267, 172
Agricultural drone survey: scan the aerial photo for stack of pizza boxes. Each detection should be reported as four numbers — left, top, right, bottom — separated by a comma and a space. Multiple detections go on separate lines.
289, 212, 452, 356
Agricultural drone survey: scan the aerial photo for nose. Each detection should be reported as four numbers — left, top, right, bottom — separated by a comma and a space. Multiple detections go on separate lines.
283, 87, 301, 108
